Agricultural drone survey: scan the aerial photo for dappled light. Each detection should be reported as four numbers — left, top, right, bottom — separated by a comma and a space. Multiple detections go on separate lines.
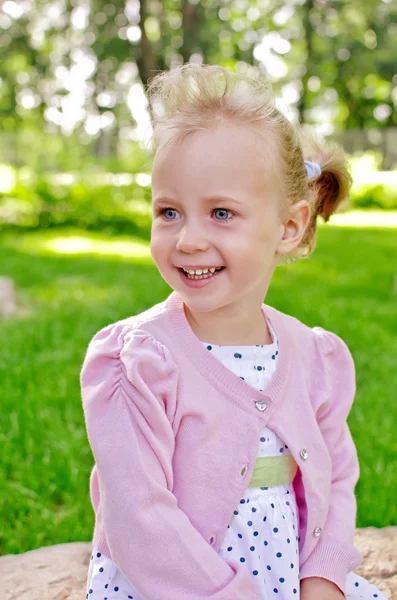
327, 209, 397, 228
3, 230, 152, 262
42, 234, 151, 260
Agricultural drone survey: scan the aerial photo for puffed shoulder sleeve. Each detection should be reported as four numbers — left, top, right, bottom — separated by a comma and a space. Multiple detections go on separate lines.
300, 328, 362, 593
80, 322, 261, 600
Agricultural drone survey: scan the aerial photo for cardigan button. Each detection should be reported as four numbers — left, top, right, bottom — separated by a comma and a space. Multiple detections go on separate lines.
240, 464, 248, 477
314, 527, 322, 538
209, 535, 216, 546
300, 448, 308, 460
255, 400, 267, 412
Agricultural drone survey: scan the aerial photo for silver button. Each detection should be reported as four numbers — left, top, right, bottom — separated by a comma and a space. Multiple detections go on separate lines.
314, 527, 322, 538
300, 448, 308, 460
255, 400, 267, 412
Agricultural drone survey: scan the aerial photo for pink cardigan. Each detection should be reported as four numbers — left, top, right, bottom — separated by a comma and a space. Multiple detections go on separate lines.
80, 291, 362, 599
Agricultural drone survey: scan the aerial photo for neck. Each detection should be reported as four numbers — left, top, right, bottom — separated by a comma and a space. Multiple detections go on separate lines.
183, 301, 272, 346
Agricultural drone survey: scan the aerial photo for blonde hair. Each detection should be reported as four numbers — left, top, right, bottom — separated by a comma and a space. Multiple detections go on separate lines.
147, 63, 351, 263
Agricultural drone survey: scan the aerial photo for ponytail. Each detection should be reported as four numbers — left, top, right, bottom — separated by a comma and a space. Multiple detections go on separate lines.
301, 127, 352, 223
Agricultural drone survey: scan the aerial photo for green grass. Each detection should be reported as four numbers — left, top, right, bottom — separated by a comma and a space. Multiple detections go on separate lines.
0, 219, 396, 556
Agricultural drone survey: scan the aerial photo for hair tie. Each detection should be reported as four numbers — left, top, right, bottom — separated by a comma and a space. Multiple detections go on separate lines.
304, 160, 322, 181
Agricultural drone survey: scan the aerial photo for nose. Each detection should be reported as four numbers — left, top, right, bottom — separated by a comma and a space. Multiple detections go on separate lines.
176, 222, 210, 253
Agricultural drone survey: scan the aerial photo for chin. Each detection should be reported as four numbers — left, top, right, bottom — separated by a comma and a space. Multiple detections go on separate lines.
179, 293, 222, 313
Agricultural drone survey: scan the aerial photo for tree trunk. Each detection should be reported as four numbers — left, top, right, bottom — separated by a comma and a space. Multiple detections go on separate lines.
136, 0, 161, 88
297, 0, 315, 123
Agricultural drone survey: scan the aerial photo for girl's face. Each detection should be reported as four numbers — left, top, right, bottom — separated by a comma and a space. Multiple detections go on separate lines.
150, 123, 287, 316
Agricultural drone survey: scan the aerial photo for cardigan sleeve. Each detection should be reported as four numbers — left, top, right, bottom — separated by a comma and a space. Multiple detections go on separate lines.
80, 321, 261, 600
299, 328, 362, 593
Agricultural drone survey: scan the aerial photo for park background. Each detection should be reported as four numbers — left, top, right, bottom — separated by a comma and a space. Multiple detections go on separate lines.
0, 0, 396, 556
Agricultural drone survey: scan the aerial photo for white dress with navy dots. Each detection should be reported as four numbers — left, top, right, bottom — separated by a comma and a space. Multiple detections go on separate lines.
85, 322, 386, 600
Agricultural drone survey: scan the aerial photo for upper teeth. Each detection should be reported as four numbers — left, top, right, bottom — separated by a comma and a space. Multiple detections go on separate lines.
183, 267, 222, 275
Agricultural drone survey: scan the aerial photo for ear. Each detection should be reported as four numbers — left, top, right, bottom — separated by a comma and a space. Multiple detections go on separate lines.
276, 200, 311, 256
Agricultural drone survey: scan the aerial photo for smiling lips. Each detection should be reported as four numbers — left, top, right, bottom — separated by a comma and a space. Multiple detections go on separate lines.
181, 266, 224, 274
179, 266, 225, 280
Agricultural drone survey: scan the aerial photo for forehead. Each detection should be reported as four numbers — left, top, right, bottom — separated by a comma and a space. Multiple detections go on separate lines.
152, 123, 278, 200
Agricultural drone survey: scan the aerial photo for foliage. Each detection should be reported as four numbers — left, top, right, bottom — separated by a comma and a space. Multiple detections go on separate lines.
0, 170, 152, 235
351, 183, 397, 210
0, 129, 152, 172
348, 151, 397, 209
0, 0, 396, 146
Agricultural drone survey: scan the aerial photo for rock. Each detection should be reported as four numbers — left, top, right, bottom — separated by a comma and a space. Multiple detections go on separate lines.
0, 277, 17, 317
0, 542, 91, 600
354, 527, 397, 599
0, 528, 395, 599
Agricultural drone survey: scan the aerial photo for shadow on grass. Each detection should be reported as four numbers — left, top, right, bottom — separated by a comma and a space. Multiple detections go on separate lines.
0, 215, 152, 243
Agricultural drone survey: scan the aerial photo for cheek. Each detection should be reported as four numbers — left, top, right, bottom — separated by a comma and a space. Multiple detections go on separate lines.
235, 225, 276, 256
255, 220, 281, 251
231, 235, 277, 276
150, 233, 162, 265
150, 230, 174, 273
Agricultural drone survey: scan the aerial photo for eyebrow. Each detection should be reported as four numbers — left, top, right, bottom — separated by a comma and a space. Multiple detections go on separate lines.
152, 195, 244, 207
152, 196, 176, 206
202, 195, 244, 207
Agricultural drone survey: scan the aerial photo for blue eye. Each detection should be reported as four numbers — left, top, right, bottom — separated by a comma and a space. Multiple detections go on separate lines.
158, 207, 233, 221
161, 208, 179, 220
214, 208, 233, 221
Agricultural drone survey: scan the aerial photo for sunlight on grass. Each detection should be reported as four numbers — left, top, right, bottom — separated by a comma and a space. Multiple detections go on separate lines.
4, 230, 153, 262
349, 153, 397, 185
326, 210, 397, 228
45, 236, 151, 259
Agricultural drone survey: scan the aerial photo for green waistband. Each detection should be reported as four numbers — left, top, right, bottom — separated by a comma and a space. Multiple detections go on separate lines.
248, 455, 298, 488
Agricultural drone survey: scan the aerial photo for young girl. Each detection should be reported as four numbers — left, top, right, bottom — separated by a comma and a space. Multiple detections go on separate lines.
81, 64, 387, 600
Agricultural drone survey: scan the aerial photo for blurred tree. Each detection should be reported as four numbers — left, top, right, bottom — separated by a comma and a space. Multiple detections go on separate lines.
0, 0, 396, 157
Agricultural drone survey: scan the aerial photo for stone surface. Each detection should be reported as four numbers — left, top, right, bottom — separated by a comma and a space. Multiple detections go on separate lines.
353, 527, 397, 600
0, 528, 396, 599
0, 277, 17, 316
0, 542, 91, 600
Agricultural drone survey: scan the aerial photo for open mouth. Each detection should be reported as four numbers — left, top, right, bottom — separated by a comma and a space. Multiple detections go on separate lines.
178, 267, 225, 280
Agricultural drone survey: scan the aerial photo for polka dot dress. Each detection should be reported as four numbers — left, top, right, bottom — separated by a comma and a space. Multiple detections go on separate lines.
207, 324, 301, 598
85, 320, 387, 600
